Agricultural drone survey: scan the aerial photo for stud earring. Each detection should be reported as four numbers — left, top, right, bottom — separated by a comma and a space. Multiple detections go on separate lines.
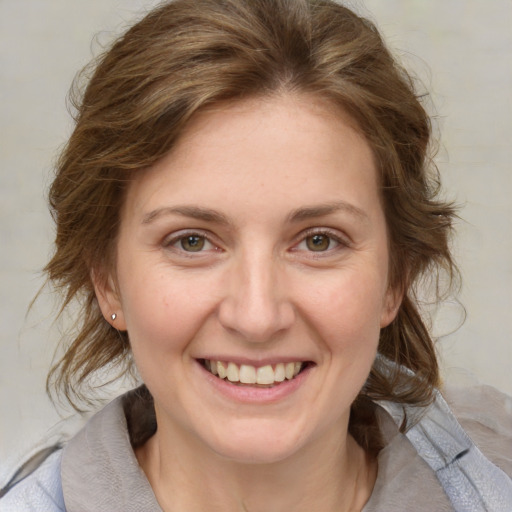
111, 313, 117, 321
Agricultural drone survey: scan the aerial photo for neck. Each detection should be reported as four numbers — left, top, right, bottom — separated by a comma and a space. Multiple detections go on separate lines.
136, 417, 377, 512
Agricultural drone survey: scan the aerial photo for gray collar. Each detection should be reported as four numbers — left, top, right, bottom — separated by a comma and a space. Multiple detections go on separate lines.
61, 388, 162, 512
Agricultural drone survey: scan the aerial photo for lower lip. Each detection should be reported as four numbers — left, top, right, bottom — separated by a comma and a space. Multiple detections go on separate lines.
195, 361, 313, 404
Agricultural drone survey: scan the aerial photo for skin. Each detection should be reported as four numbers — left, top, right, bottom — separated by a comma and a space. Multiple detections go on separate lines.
95, 94, 400, 511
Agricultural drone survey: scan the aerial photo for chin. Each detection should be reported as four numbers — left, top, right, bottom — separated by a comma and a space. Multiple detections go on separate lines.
204, 420, 309, 465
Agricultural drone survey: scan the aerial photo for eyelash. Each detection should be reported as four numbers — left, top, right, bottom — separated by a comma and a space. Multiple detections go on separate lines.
292, 228, 350, 255
162, 227, 349, 257
162, 230, 219, 255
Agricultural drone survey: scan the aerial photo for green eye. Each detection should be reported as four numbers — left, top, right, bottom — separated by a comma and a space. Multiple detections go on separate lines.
180, 235, 205, 252
306, 234, 331, 251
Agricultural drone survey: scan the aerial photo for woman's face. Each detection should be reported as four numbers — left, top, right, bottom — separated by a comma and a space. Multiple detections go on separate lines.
97, 94, 399, 463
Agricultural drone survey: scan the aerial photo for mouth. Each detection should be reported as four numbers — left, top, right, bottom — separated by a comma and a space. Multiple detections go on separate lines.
198, 359, 314, 388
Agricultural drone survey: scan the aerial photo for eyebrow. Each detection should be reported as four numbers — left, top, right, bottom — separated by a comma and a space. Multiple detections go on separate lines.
142, 205, 231, 225
142, 201, 368, 226
287, 201, 369, 223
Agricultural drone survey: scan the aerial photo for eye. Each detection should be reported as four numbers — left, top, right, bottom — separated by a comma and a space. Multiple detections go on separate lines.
180, 235, 207, 252
305, 234, 333, 252
164, 231, 218, 253
293, 229, 347, 254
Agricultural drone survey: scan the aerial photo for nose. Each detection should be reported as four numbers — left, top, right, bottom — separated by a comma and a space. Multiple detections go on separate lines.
217, 250, 295, 343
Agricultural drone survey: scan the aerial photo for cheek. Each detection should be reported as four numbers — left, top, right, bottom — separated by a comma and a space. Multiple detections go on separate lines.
118, 268, 222, 360
303, 269, 386, 353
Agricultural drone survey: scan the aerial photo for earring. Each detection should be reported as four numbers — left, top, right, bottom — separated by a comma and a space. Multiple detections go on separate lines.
111, 313, 117, 321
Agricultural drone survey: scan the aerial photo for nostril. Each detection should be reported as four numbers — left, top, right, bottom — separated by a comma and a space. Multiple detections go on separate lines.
217, 299, 295, 343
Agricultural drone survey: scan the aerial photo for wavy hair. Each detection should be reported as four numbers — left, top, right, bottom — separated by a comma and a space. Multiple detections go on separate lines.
45, 0, 458, 452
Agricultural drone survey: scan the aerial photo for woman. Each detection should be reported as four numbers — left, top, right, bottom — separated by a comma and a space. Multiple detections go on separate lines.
1, 0, 511, 510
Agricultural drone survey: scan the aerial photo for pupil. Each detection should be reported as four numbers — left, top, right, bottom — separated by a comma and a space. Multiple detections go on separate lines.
308, 234, 329, 251
182, 236, 204, 251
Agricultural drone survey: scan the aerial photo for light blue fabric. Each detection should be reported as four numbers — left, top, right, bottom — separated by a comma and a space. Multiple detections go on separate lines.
0, 449, 65, 512
379, 389, 512, 512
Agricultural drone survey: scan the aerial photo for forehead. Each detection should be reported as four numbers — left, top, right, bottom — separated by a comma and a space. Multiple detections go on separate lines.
122, 94, 380, 223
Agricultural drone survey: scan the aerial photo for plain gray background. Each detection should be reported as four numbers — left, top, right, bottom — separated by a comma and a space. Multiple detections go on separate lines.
1, 0, 511, 480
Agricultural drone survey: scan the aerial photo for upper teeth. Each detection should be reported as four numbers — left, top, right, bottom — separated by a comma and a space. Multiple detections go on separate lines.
205, 360, 303, 385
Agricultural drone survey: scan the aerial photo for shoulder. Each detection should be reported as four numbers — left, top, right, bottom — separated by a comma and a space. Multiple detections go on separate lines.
0, 446, 66, 511
0, 389, 148, 512
366, 384, 512, 511
444, 383, 512, 477
60, 387, 161, 511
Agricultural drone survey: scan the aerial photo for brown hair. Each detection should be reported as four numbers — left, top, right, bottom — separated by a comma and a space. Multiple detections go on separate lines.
45, 0, 458, 450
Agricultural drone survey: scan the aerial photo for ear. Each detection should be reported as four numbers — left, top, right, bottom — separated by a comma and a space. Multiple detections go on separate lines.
91, 269, 127, 331
380, 285, 403, 328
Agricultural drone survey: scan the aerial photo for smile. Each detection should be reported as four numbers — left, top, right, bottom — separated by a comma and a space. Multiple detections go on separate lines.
200, 359, 309, 387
